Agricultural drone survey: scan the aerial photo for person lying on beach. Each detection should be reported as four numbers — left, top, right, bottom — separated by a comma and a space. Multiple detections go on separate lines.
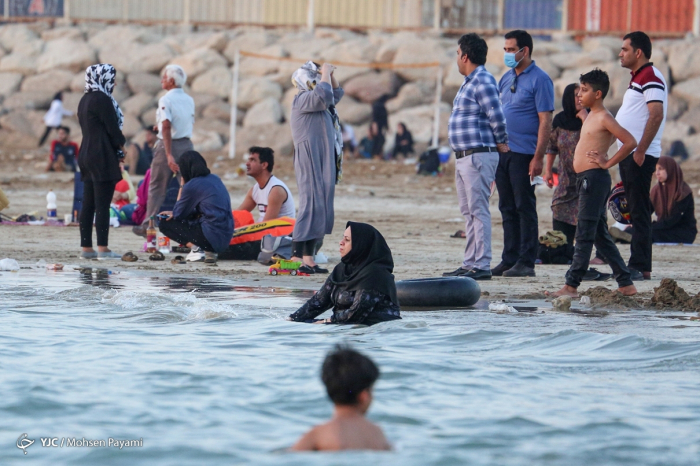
287, 222, 401, 326
547, 69, 638, 299
290, 345, 391, 452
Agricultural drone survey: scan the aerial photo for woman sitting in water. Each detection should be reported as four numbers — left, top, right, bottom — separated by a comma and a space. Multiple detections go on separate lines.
288, 222, 401, 326
650, 156, 697, 244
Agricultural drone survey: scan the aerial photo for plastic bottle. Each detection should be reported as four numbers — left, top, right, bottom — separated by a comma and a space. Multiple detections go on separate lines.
158, 235, 171, 254
146, 217, 157, 253
46, 190, 57, 217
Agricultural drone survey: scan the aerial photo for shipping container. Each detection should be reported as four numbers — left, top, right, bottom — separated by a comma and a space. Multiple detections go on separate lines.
504, 0, 563, 30
567, 0, 694, 35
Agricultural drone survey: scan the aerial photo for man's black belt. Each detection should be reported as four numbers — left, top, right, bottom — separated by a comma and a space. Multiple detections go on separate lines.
454, 146, 497, 159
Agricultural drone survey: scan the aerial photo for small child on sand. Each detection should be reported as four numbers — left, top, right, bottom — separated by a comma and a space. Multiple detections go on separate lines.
290, 345, 391, 451
548, 69, 638, 298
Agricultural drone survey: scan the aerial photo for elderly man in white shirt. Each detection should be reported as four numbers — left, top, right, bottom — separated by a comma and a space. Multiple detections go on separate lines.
135, 64, 195, 236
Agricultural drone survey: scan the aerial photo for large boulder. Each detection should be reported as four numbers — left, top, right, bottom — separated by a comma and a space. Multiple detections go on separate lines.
202, 100, 232, 122
192, 128, 223, 152
121, 93, 155, 116
678, 105, 700, 132
682, 133, 700, 161
222, 30, 278, 63
666, 93, 688, 121
485, 36, 506, 68
375, 32, 418, 64
393, 38, 449, 82
4, 91, 54, 111
20, 69, 74, 94
0, 53, 38, 75
582, 36, 622, 53
335, 95, 372, 125
667, 40, 700, 83
535, 55, 561, 80
168, 48, 228, 82
191, 66, 232, 99
236, 78, 282, 110
661, 121, 693, 145
548, 52, 594, 70
0, 109, 44, 137
177, 31, 228, 54
37, 38, 96, 73
88, 25, 156, 52
243, 97, 283, 127
197, 118, 230, 140
191, 93, 220, 117
386, 81, 435, 113
235, 122, 293, 157
60, 92, 83, 114
388, 103, 451, 144
100, 42, 175, 74
239, 44, 288, 77
41, 28, 84, 42
127, 72, 162, 95
0, 24, 38, 52
343, 71, 402, 103
672, 77, 700, 105
122, 114, 142, 139
0, 72, 23, 96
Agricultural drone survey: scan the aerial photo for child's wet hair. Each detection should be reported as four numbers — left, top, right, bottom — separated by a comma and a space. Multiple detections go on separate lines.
321, 345, 379, 405
579, 68, 610, 99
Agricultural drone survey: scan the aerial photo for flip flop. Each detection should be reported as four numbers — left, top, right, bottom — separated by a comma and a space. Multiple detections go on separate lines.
149, 251, 165, 261
121, 251, 138, 262
450, 230, 466, 238
170, 255, 186, 265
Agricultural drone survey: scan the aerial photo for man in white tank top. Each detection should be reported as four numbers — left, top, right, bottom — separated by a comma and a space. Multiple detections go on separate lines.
238, 146, 295, 223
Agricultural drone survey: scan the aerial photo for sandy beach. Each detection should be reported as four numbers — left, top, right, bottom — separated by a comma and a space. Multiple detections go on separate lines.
2, 150, 700, 311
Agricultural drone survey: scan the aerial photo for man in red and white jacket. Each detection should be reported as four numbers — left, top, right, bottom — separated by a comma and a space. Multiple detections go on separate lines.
615, 31, 667, 281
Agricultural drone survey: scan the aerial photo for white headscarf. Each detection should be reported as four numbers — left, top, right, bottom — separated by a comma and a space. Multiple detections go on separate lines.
291, 61, 321, 91
84, 63, 124, 130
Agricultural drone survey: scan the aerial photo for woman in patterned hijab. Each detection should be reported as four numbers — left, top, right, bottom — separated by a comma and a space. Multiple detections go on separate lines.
84, 63, 124, 129
77, 63, 126, 260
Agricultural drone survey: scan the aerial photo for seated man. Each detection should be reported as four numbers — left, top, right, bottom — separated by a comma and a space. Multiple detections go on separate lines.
125, 127, 157, 175
237, 146, 295, 223
46, 126, 79, 172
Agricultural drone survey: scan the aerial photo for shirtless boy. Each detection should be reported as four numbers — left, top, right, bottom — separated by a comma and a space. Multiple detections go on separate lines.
291, 346, 391, 452
548, 69, 638, 298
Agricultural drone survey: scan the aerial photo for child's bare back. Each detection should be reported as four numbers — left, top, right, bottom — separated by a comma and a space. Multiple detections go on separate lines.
573, 108, 616, 173
293, 412, 390, 451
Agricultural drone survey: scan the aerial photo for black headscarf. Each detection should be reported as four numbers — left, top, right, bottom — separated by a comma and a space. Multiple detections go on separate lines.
179, 151, 211, 183
552, 83, 582, 132
329, 221, 398, 305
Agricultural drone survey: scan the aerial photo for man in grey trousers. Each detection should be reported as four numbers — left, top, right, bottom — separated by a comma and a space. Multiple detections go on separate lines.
134, 64, 195, 236
443, 33, 509, 280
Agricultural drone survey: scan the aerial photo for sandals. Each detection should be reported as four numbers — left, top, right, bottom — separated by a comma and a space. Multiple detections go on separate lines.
121, 251, 138, 262
171, 255, 186, 265
149, 251, 165, 261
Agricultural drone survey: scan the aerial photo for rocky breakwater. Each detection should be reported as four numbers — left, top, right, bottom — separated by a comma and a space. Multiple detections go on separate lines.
0, 22, 697, 162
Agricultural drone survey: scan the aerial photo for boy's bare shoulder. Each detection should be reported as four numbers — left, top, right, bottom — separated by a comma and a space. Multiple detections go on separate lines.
290, 425, 322, 451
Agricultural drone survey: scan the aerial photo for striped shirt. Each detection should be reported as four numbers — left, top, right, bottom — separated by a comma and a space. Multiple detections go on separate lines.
448, 66, 508, 152
615, 62, 667, 158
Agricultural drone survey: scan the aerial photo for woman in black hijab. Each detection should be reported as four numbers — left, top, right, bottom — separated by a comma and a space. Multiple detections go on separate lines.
159, 151, 234, 264
541, 83, 587, 258
288, 222, 401, 326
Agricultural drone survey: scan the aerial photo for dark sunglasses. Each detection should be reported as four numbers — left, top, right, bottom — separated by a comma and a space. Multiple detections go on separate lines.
510, 75, 519, 93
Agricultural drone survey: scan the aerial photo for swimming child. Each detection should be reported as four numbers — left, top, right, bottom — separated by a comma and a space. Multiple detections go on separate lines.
290, 345, 391, 451
547, 69, 638, 298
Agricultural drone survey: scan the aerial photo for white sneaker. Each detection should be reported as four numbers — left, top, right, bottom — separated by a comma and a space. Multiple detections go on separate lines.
186, 246, 205, 262
314, 252, 328, 264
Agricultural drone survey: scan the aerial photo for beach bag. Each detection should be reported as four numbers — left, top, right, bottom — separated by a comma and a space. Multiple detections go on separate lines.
257, 235, 293, 265
608, 181, 631, 225
417, 148, 440, 175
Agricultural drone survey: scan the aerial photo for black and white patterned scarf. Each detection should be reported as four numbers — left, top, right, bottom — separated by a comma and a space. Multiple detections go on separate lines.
84, 63, 124, 130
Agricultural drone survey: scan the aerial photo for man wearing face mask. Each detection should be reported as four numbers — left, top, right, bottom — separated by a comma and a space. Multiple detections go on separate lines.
494, 29, 554, 278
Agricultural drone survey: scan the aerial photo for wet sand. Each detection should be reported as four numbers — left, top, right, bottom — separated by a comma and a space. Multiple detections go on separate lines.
2, 153, 700, 309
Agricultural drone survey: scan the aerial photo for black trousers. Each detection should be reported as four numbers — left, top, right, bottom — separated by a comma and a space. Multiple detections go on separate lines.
38, 126, 56, 146
80, 178, 117, 248
565, 169, 632, 288
495, 151, 538, 268
292, 239, 321, 257
619, 153, 656, 272
159, 218, 215, 252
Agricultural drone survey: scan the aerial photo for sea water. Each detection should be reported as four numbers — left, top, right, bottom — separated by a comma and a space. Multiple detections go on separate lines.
1, 269, 699, 465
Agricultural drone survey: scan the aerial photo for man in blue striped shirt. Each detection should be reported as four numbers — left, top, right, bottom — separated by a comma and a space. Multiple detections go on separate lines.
444, 33, 509, 280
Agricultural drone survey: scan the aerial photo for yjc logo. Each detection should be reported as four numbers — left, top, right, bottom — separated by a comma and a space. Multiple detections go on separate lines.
17, 433, 34, 455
